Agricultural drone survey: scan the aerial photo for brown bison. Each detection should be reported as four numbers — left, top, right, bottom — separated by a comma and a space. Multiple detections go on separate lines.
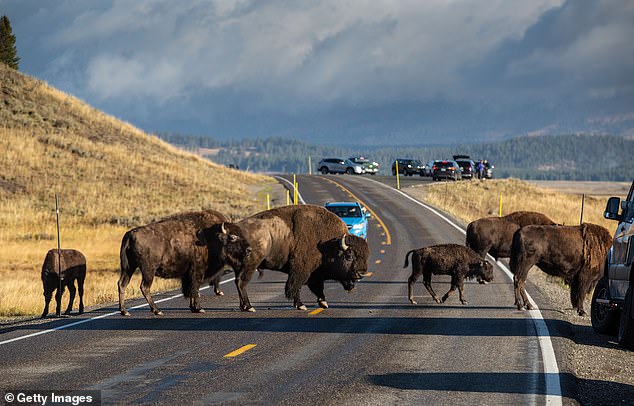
41, 249, 86, 318
197, 205, 370, 312
466, 211, 556, 260
118, 209, 228, 316
405, 244, 494, 305
510, 223, 612, 315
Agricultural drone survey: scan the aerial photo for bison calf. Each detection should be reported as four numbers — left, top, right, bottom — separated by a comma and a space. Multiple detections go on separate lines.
405, 244, 493, 305
41, 249, 86, 318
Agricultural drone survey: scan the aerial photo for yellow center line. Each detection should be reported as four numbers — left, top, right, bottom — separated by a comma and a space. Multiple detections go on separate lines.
309, 308, 324, 315
224, 344, 257, 358
363, 272, 373, 277
380, 249, 385, 254
375, 259, 382, 264
320, 177, 392, 245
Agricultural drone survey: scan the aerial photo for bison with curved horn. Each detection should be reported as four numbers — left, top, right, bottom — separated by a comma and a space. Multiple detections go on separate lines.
118, 209, 229, 316
510, 223, 612, 316
197, 205, 370, 312
466, 211, 556, 261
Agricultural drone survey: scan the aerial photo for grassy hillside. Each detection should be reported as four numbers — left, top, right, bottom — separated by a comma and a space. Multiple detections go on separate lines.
0, 63, 273, 316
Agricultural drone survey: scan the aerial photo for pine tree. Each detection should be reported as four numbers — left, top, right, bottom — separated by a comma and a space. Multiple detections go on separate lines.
0, 15, 20, 70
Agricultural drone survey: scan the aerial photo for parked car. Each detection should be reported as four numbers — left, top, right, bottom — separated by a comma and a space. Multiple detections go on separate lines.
318, 158, 363, 175
455, 158, 476, 179
432, 160, 462, 181
349, 156, 380, 175
591, 179, 634, 349
422, 160, 435, 177
324, 201, 370, 240
391, 159, 425, 176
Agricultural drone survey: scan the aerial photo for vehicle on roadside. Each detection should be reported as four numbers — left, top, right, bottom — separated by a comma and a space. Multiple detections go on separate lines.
349, 156, 380, 175
455, 158, 476, 179
422, 160, 436, 177
318, 158, 363, 175
591, 179, 634, 349
391, 159, 425, 176
324, 201, 370, 240
432, 160, 462, 181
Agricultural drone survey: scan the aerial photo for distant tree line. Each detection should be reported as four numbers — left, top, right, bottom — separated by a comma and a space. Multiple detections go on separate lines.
0, 15, 20, 70
156, 132, 634, 181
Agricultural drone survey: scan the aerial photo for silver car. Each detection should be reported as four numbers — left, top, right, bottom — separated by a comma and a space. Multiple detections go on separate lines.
318, 158, 363, 175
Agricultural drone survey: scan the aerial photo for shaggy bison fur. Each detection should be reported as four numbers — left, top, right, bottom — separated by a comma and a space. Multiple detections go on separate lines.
197, 205, 370, 312
118, 209, 228, 316
466, 211, 556, 260
510, 223, 612, 315
405, 244, 494, 305
41, 249, 86, 317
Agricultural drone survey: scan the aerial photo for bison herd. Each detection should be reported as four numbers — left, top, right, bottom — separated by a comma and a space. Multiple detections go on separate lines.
40, 205, 612, 319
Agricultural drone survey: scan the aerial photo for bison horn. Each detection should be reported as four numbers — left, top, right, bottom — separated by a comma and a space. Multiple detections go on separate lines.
221, 222, 227, 234
340, 235, 349, 251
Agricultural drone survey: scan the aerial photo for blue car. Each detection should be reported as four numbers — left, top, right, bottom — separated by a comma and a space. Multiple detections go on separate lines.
324, 201, 370, 240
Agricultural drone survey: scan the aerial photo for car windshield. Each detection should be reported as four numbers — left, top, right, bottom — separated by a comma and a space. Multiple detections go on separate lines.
326, 205, 362, 218
354, 158, 369, 163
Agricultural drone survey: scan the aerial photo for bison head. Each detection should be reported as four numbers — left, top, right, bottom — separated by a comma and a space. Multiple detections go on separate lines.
321, 234, 370, 291
197, 222, 252, 272
470, 259, 494, 284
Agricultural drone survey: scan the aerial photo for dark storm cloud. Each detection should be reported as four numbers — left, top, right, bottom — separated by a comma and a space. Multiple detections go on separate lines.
1, 0, 632, 143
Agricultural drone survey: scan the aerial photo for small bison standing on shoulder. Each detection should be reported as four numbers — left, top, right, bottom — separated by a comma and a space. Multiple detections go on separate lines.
41, 249, 86, 318
466, 211, 556, 260
510, 223, 612, 316
405, 244, 493, 305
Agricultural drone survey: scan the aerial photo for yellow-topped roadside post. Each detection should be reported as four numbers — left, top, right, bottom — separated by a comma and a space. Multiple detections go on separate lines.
395, 160, 401, 190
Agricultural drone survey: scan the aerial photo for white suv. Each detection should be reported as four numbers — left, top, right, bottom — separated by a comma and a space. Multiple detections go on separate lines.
591, 180, 634, 348
318, 158, 363, 175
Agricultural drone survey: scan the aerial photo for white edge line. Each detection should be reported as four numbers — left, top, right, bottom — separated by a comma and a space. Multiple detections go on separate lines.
273, 175, 306, 204
0, 277, 236, 346
363, 177, 563, 404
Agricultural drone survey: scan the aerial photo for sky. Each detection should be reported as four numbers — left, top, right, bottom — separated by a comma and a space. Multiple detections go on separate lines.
1, 0, 633, 145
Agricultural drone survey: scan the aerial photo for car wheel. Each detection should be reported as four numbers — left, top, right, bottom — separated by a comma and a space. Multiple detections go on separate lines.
591, 276, 620, 335
346, 168, 354, 175
370, 172, 376, 176
618, 286, 634, 349
320, 167, 329, 174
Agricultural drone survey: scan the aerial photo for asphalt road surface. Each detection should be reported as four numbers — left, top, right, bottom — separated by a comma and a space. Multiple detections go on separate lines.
1, 174, 565, 405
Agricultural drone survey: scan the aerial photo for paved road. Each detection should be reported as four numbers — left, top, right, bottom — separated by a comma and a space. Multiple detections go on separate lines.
0, 174, 562, 405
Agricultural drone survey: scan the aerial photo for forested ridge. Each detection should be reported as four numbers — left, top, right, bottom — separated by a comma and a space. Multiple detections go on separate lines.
157, 133, 634, 181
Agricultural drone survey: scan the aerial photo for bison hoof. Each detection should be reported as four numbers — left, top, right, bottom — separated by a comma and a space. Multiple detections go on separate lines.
297, 304, 308, 311
438, 298, 445, 304
318, 300, 329, 309
121, 310, 130, 317
409, 299, 417, 305
578, 310, 587, 317
461, 301, 468, 305
215, 290, 225, 296
191, 308, 206, 313
154, 310, 164, 316
242, 307, 256, 312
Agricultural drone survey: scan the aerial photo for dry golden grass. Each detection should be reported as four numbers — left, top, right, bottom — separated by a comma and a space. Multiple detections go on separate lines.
0, 64, 273, 318
406, 178, 620, 234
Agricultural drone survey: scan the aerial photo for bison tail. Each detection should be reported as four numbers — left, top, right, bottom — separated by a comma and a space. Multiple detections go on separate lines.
465, 223, 474, 249
509, 231, 523, 275
403, 250, 415, 268
119, 231, 135, 277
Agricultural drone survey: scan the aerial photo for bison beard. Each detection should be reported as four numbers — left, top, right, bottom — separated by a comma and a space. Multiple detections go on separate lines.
198, 205, 370, 312
404, 244, 493, 305
466, 211, 555, 260
118, 209, 228, 316
41, 249, 86, 318
510, 223, 612, 316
